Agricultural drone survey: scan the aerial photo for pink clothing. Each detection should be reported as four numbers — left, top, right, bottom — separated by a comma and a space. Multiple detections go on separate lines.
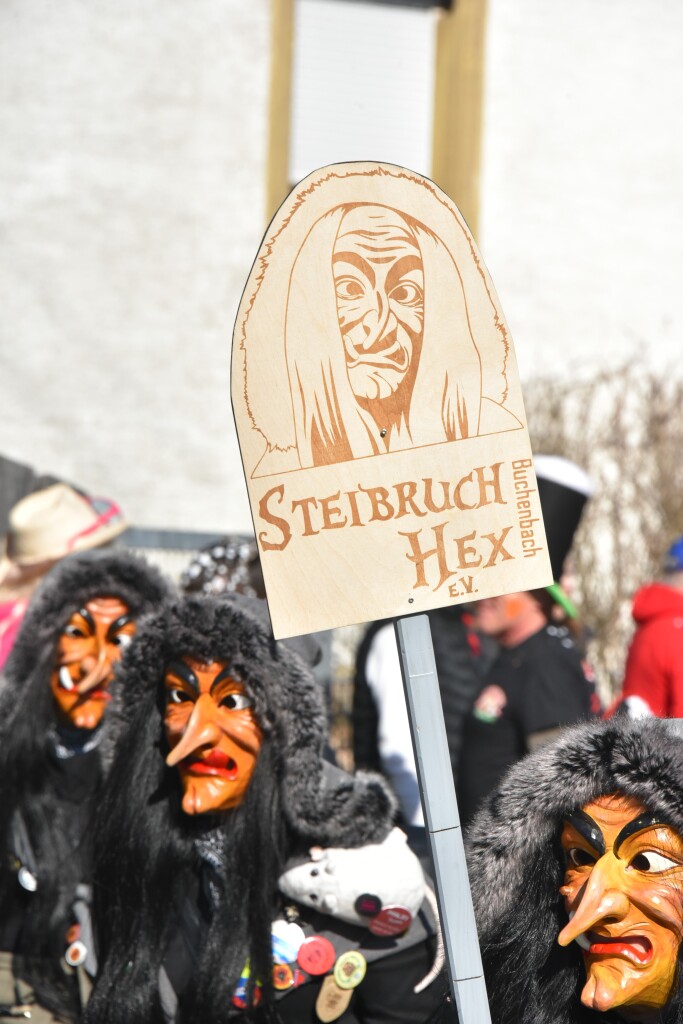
621, 583, 683, 717
0, 599, 28, 671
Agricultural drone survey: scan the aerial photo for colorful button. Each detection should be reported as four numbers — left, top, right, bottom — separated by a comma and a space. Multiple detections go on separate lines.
297, 935, 336, 976
333, 950, 367, 990
273, 963, 294, 991
354, 893, 382, 917
272, 919, 306, 964
65, 940, 87, 967
315, 975, 353, 1022
368, 905, 412, 937
232, 961, 262, 1009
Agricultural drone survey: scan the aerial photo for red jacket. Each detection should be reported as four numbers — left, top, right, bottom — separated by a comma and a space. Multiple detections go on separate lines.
621, 583, 683, 716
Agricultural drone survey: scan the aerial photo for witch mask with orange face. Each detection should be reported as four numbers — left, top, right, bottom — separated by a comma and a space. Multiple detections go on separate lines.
164, 657, 263, 816
558, 794, 683, 1019
50, 596, 135, 731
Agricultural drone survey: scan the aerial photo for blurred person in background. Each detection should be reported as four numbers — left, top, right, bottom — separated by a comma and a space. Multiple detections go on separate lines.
353, 609, 493, 839
0, 551, 171, 1023
0, 484, 128, 670
457, 456, 598, 825
618, 535, 683, 718
0, 454, 61, 537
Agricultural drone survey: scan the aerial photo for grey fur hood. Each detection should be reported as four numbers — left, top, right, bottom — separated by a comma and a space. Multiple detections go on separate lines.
466, 718, 683, 1024
115, 593, 396, 848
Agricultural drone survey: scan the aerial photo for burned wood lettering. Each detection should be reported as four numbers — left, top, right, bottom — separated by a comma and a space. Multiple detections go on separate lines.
232, 162, 552, 636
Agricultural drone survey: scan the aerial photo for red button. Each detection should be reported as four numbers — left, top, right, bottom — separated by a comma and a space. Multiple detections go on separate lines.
368, 905, 413, 937
297, 935, 336, 975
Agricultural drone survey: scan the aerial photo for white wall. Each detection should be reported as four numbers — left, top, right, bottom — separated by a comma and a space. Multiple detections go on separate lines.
480, 0, 683, 380
1, 0, 681, 534
0, 0, 269, 532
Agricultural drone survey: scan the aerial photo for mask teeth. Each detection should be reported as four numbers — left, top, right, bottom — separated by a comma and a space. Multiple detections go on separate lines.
568, 910, 591, 951
59, 666, 75, 692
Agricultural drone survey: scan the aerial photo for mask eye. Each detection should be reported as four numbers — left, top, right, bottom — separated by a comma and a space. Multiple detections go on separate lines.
220, 693, 254, 711
168, 689, 192, 706
630, 851, 681, 873
111, 633, 132, 649
64, 624, 86, 638
568, 847, 596, 868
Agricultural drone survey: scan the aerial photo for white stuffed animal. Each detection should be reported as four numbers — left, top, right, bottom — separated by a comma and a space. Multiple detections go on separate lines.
278, 826, 425, 927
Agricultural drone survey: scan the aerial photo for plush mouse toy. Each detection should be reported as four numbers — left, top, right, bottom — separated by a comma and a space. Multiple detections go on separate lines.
278, 826, 425, 927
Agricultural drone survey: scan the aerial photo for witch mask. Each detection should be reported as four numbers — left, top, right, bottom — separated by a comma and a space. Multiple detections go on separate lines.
558, 793, 683, 1018
164, 656, 263, 816
50, 595, 135, 730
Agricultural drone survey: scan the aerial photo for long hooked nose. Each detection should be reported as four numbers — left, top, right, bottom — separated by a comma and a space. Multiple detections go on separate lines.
166, 695, 222, 767
558, 857, 630, 947
76, 647, 112, 695
359, 291, 395, 352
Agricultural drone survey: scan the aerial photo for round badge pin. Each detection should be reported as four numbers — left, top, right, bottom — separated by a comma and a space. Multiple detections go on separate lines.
65, 940, 87, 967
273, 963, 294, 991
65, 923, 81, 944
368, 905, 412, 937
354, 893, 382, 918
272, 919, 306, 964
18, 866, 37, 892
297, 935, 336, 976
333, 950, 367, 990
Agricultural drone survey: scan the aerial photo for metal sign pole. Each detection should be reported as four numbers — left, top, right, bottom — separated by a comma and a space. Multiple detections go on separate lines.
394, 614, 491, 1024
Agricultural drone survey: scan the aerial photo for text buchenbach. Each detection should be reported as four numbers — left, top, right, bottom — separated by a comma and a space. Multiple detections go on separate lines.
256, 459, 542, 594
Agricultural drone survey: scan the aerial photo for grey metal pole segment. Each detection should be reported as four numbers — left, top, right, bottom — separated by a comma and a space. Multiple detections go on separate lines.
394, 614, 492, 1024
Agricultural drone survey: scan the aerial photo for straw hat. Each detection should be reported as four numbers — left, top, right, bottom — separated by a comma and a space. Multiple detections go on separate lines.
0, 484, 127, 597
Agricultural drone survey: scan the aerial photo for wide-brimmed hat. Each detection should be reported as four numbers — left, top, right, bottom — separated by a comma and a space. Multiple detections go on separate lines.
0, 484, 127, 578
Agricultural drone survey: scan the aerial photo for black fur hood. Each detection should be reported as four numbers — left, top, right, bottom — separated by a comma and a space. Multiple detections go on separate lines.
3, 549, 172, 686
0, 550, 173, 753
114, 593, 396, 848
466, 718, 683, 1024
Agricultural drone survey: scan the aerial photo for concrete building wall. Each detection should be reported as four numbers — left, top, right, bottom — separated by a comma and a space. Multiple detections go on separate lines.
1, 0, 681, 534
480, 0, 683, 380
0, 0, 268, 532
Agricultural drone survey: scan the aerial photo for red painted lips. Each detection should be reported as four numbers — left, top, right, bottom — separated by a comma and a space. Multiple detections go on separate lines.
588, 933, 653, 965
184, 750, 238, 779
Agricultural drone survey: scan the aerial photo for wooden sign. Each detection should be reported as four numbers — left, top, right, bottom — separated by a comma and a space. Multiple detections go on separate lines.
232, 162, 552, 638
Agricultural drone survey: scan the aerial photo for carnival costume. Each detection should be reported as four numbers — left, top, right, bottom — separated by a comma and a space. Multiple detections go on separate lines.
467, 718, 683, 1023
85, 594, 448, 1024
0, 551, 171, 1023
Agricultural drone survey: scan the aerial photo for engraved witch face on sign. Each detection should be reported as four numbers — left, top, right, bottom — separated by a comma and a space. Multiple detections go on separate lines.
235, 165, 523, 479
334, 205, 424, 411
